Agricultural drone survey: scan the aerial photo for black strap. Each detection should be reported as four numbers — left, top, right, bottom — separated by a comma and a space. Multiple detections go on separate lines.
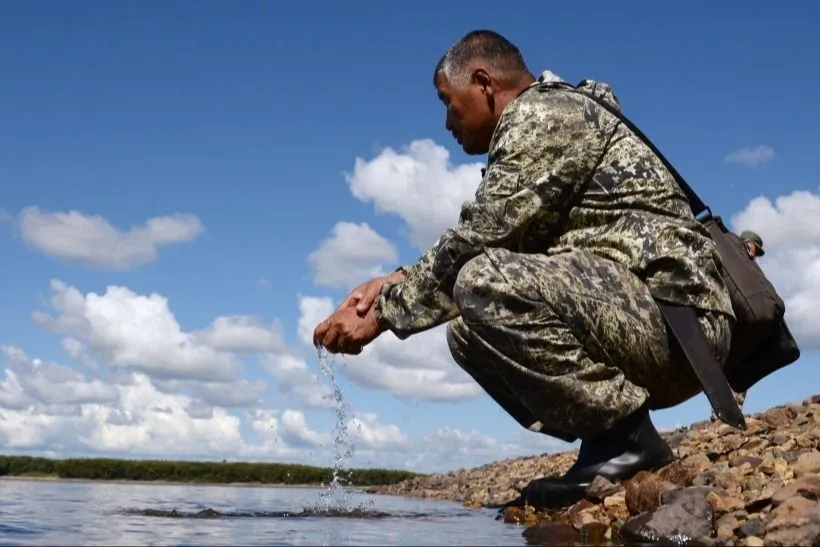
656, 303, 747, 430
551, 81, 711, 220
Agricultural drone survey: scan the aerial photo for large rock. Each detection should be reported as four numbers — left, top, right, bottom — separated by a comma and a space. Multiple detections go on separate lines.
620, 487, 715, 545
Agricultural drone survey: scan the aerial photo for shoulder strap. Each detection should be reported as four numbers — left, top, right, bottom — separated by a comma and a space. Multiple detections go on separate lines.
548, 81, 712, 220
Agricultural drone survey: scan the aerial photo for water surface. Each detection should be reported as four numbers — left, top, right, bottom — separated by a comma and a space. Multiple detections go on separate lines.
0, 478, 528, 546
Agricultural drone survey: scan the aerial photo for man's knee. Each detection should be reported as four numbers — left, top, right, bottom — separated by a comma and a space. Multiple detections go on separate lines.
452, 253, 500, 322
453, 249, 536, 325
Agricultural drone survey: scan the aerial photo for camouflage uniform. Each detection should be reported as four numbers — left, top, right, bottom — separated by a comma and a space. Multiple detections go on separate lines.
374, 71, 735, 439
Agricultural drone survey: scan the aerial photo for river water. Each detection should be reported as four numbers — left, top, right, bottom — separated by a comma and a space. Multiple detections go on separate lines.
0, 478, 528, 546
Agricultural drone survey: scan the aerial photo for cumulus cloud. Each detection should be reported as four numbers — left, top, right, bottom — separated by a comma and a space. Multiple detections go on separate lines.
0, 341, 560, 470
297, 295, 481, 402
345, 139, 482, 249
15, 207, 204, 270
32, 280, 246, 382
724, 145, 775, 168
193, 316, 285, 354
308, 222, 397, 288
732, 189, 820, 348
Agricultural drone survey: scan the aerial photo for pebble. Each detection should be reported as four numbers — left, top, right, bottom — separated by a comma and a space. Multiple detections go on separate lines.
367, 394, 820, 546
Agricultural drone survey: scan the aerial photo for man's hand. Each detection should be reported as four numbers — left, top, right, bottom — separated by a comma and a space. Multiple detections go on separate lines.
338, 271, 405, 316
313, 305, 384, 354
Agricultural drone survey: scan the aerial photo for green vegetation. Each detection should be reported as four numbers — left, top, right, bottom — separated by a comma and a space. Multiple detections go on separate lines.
0, 455, 420, 486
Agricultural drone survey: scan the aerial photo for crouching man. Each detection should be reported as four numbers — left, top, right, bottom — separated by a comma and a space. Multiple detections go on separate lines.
313, 30, 735, 504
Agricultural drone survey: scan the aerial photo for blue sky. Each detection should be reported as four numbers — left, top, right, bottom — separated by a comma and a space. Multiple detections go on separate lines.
1, 1, 818, 472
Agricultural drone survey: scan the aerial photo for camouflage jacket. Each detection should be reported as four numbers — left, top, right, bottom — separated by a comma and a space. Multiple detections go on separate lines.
375, 70, 735, 338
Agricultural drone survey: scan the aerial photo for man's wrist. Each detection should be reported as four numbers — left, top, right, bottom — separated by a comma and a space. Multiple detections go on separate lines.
373, 281, 399, 333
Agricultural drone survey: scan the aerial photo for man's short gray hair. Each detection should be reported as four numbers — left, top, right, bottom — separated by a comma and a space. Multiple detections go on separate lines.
434, 30, 531, 88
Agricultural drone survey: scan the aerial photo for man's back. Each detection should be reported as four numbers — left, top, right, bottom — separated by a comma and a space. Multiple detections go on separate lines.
485, 76, 734, 318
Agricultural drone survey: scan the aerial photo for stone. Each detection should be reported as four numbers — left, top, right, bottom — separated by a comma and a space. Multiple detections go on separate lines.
522, 522, 581, 545
771, 432, 791, 446
624, 472, 678, 515
658, 453, 711, 487
737, 518, 765, 538
793, 451, 820, 478
707, 490, 745, 515
741, 537, 764, 546
578, 522, 609, 545
602, 491, 628, 521
763, 408, 794, 428
620, 488, 715, 545
764, 503, 820, 546
730, 455, 763, 469
768, 495, 816, 522
584, 475, 620, 502
772, 475, 820, 506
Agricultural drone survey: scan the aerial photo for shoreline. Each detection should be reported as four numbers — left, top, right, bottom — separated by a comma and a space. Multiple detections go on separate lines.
0, 475, 353, 490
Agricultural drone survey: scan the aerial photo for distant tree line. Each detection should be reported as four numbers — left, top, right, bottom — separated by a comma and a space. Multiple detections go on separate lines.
0, 455, 420, 486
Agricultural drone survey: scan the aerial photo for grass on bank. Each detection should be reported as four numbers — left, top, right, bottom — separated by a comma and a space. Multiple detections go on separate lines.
0, 455, 421, 486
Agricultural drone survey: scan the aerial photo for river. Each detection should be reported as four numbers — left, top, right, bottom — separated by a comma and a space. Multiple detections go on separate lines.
0, 478, 528, 545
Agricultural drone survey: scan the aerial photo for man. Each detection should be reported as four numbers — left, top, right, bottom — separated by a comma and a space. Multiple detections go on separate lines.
313, 30, 735, 498
709, 230, 765, 421
740, 230, 765, 259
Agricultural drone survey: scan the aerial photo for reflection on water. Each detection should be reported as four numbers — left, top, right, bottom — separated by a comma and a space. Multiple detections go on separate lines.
0, 479, 527, 546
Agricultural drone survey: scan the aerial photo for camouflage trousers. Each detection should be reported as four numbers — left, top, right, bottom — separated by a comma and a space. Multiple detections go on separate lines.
446, 248, 733, 440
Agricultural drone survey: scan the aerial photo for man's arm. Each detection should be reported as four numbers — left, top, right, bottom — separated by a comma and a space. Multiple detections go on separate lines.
375, 88, 617, 339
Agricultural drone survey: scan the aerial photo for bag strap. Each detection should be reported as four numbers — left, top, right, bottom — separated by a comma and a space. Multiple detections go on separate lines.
548, 80, 712, 221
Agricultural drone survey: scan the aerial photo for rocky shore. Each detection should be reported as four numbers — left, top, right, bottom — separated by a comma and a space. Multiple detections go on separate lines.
367, 395, 820, 545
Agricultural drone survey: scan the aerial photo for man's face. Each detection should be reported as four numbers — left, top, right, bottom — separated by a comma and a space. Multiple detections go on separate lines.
745, 240, 762, 259
435, 71, 497, 155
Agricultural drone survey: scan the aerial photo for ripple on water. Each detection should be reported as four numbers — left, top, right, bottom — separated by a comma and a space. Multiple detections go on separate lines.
121, 507, 481, 520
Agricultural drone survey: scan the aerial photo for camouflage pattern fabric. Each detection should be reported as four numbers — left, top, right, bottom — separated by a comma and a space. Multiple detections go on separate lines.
374, 70, 735, 436
446, 248, 732, 439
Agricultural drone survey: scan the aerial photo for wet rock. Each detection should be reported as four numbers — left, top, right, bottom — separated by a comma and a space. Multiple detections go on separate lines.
579, 521, 610, 544
620, 488, 714, 545
522, 522, 581, 546
502, 505, 539, 526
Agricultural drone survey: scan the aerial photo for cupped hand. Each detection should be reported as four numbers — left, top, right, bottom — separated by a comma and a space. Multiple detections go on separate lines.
338, 271, 405, 316
312, 305, 383, 354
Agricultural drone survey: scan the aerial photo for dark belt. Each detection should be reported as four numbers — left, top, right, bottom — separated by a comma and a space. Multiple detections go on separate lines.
656, 302, 747, 430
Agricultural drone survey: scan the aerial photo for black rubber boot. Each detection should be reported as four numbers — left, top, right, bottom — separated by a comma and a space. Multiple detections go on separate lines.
520, 404, 674, 508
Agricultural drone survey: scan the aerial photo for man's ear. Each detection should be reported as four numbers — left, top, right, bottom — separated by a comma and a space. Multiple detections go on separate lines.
472, 68, 493, 97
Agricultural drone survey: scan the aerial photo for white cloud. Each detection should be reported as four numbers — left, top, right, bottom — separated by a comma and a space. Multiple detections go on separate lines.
15, 207, 204, 270
308, 222, 397, 288
732, 189, 820, 347
724, 145, 775, 168
345, 139, 482, 249
263, 352, 335, 409
297, 295, 482, 402
194, 316, 285, 353
0, 342, 562, 471
32, 279, 259, 382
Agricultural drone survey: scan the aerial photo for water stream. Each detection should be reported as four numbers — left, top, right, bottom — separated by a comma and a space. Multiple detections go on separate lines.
313, 348, 375, 518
